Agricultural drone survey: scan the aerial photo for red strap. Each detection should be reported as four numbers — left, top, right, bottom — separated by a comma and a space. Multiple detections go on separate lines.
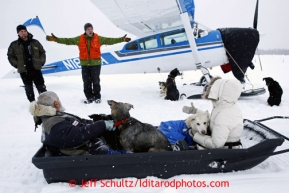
113, 117, 128, 127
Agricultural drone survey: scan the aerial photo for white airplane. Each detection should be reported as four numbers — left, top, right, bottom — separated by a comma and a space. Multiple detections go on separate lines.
4, 0, 265, 98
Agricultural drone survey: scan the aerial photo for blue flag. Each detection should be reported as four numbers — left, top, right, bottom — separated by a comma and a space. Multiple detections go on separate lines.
23, 16, 46, 34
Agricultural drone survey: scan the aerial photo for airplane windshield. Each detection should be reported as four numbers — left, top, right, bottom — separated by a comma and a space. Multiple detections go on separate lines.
126, 41, 139, 50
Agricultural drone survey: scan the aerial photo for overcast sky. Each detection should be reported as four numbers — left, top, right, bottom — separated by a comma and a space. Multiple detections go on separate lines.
194, 0, 289, 49
0, 0, 288, 50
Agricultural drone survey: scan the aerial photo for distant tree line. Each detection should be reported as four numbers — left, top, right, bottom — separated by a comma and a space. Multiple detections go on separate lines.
256, 49, 289, 55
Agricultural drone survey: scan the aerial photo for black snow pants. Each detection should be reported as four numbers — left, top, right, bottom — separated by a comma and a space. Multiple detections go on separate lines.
20, 69, 47, 102
81, 65, 101, 100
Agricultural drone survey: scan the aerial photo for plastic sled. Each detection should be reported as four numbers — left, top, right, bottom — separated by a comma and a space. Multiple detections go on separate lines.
32, 117, 289, 184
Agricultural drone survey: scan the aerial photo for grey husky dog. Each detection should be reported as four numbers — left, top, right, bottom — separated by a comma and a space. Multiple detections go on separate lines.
107, 100, 172, 152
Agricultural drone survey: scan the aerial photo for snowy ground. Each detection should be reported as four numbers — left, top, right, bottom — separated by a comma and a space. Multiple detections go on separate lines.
0, 51, 288, 193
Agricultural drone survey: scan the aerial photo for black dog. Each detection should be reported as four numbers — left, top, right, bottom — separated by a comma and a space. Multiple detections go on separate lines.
108, 100, 172, 152
165, 68, 181, 101
88, 114, 123, 150
263, 77, 283, 106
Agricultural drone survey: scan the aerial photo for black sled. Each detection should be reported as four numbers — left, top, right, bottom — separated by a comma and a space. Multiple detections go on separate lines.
32, 117, 289, 185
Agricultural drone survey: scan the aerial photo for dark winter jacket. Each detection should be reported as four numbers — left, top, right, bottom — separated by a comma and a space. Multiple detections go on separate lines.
7, 33, 46, 73
218, 28, 259, 83
55, 33, 123, 66
42, 112, 106, 153
29, 102, 107, 156
158, 120, 195, 146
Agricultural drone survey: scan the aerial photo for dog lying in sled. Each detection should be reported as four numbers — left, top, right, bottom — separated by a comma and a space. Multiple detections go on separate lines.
90, 100, 172, 153
157, 110, 210, 150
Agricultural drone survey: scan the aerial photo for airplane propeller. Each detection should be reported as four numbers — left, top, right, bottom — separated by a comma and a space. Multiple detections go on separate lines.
253, 0, 259, 29
253, 0, 262, 71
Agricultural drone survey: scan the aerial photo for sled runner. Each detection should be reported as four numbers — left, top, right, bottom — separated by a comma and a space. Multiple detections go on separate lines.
32, 117, 289, 185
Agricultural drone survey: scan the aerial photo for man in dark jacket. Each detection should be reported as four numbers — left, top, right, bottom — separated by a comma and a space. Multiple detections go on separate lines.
7, 25, 47, 102
46, 23, 131, 104
29, 91, 128, 156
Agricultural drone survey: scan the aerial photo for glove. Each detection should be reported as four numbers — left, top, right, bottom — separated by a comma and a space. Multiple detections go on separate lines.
182, 102, 198, 114
89, 114, 113, 121
46, 33, 57, 42
122, 34, 131, 42
104, 120, 116, 131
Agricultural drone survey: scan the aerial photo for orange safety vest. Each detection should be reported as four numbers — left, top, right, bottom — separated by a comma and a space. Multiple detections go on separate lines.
78, 34, 101, 60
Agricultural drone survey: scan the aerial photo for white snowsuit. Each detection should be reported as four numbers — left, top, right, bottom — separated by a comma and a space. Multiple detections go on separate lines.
193, 77, 243, 149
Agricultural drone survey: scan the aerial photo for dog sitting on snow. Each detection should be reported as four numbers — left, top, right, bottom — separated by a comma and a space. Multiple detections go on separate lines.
158, 81, 167, 97
263, 77, 283, 106
165, 68, 181, 101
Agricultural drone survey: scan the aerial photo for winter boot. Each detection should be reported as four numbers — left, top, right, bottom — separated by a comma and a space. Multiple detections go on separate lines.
94, 99, 102, 104
84, 98, 94, 104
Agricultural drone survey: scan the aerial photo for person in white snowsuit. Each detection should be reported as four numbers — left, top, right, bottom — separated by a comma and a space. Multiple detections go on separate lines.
183, 77, 243, 149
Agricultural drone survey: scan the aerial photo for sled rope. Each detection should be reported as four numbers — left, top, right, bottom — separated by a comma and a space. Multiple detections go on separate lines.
157, 67, 165, 81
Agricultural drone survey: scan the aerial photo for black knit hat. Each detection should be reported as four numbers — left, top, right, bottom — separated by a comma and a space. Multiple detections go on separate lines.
17, 25, 27, 33
84, 23, 93, 31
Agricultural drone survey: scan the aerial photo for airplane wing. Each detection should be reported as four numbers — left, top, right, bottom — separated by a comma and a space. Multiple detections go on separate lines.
90, 0, 183, 37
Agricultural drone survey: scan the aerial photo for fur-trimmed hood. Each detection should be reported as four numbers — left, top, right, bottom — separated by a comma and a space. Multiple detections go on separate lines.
203, 76, 242, 104
29, 101, 56, 117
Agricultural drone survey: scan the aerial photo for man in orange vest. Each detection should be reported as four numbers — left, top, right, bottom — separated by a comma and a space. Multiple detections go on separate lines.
46, 23, 131, 104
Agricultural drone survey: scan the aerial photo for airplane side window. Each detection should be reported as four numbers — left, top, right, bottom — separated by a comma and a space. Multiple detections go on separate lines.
161, 30, 188, 46
139, 36, 158, 50
126, 41, 139, 50
140, 42, 145, 50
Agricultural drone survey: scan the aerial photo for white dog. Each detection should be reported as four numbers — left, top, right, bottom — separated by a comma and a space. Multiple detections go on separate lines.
185, 110, 210, 137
